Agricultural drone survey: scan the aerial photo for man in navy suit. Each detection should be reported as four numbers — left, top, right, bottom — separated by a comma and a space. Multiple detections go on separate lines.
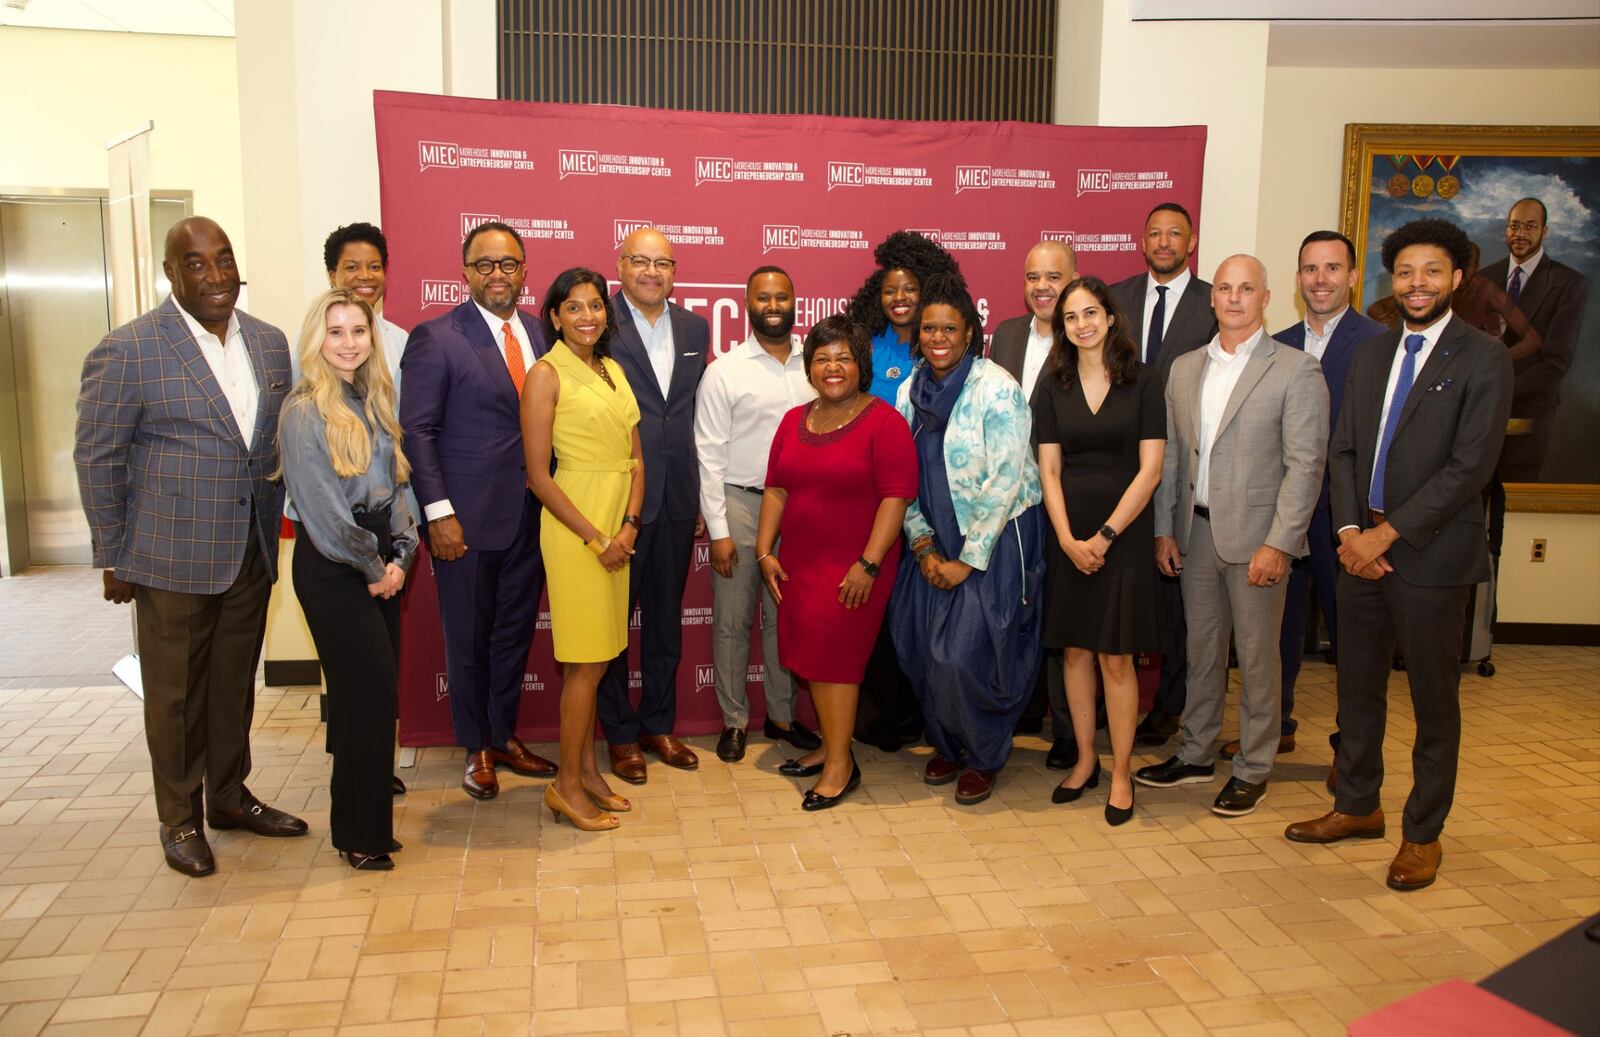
600, 228, 710, 783
1219, 231, 1383, 766
401, 222, 558, 800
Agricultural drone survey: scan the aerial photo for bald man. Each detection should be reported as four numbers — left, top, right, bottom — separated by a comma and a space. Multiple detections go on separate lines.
1135, 255, 1327, 818
598, 228, 711, 783
76, 217, 306, 878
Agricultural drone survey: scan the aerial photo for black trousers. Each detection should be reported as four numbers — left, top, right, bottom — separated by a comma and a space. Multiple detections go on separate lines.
1333, 570, 1469, 844
599, 515, 696, 743
1149, 571, 1188, 715
293, 524, 400, 856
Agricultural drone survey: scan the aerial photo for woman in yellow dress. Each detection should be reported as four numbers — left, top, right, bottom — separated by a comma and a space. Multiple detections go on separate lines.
522, 267, 645, 831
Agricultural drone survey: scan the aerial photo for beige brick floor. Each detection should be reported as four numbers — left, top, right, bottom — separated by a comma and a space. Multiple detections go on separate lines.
0, 569, 1595, 1034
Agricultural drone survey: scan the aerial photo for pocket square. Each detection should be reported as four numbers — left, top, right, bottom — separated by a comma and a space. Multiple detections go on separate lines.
681, 351, 698, 356
1427, 378, 1455, 393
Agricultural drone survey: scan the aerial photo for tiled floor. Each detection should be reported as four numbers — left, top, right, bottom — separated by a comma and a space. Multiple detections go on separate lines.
0, 567, 1596, 1035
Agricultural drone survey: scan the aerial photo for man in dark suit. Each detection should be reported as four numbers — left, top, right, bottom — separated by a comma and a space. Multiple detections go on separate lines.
1285, 219, 1512, 892
76, 216, 307, 877
600, 228, 710, 783
1218, 231, 1384, 765
1108, 203, 1219, 748
401, 222, 558, 801
1479, 196, 1591, 481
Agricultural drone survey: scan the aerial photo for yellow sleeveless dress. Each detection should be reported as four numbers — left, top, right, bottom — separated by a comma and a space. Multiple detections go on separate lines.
539, 341, 641, 662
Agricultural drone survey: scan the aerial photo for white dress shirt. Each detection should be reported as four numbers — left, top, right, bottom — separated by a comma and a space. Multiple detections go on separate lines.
174, 298, 257, 448
694, 335, 814, 541
1371, 310, 1449, 495
1019, 320, 1052, 403
1506, 248, 1544, 292
1302, 305, 1348, 362
1141, 267, 1192, 364
623, 294, 676, 396
1194, 326, 1264, 508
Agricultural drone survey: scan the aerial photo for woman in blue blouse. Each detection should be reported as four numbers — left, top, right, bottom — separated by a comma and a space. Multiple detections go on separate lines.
890, 273, 1045, 807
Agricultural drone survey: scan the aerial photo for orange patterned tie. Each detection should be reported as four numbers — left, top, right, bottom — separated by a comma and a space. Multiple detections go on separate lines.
503, 321, 526, 396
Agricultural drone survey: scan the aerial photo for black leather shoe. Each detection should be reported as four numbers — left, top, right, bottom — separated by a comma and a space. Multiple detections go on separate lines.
1134, 756, 1216, 788
391, 774, 406, 796
339, 850, 395, 870
389, 839, 404, 852
1211, 777, 1268, 817
764, 718, 822, 752
207, 791, 309, 837
779, 758, 823, 777
1105, 780, 1136, 827
1045, 737, 1078, 771
801, 761, 861, 811
1051, 758, 1101, 804
1134, 708, 1179, 747
160, 823, 216, 877
717, 727, 748, 762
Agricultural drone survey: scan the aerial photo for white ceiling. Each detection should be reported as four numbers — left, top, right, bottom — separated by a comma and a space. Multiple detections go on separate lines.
0, 0, 234, 37
1267, 20, 1600, 68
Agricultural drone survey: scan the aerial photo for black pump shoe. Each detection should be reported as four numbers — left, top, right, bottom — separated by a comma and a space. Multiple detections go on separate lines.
1105, 780, 1135, 827
1051, 758, 1101, 804
779, 758, 823, 778
389, 839, 404, 852
801, 761, 861, 811
339, 850, 395, 871
392, 775, 406, 795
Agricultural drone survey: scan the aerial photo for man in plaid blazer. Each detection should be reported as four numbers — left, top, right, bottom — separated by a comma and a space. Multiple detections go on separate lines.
75, 217, 308, 878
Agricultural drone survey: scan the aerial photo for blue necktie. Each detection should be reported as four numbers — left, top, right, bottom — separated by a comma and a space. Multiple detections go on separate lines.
1508, 266, 1524, 303
1146, 284, 1168, 364
1371, 333, 1425, 512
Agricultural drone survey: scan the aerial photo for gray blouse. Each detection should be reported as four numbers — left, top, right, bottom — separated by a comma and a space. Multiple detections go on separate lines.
279, 383, 418, 583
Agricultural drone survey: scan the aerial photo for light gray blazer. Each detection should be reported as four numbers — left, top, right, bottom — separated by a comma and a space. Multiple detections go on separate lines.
1154, 329, 1328, 564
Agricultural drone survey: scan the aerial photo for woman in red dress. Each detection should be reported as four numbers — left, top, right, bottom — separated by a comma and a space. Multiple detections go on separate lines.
755, 315, 918, 810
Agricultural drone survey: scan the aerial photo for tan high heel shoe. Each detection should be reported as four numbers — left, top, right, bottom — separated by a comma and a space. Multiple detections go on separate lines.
584, 787, 632, 812
545, 784, 619, 831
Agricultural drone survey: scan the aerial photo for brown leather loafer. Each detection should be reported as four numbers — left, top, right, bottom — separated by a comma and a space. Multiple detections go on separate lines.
491, 736, 558, 777
639, 733, 699, 770
207, 791, 309, 837
924, 755, 958, 786
609, 742, 648, 785
1284, 808, 1385, 844
954, 768, 996, 805
1387, 839, 1442, 891
160, 823, 216, 877
1218, 734, 1296, 760
462, 749, 499, 800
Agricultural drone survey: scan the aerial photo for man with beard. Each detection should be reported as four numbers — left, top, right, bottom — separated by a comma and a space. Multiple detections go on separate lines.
1109, 203, 1219, 749
695, 267, 821, 761
1285, 219, 1511, 892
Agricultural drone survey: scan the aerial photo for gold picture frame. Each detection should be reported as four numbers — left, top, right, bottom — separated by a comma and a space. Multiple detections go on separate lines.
1339, 122, 1600, 514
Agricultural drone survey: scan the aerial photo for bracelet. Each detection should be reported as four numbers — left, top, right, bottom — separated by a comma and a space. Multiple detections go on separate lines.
622, 514, 642, 530
914, 543, 938, 563
910, 535, 934, 553
586, 533, 612, 557
755, 551, 773, 564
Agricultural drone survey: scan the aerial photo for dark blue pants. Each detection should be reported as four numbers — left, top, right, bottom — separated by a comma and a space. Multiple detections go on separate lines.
433, 492, 544, 752
1277, 503, 1339, 736
598, 515, 696, 743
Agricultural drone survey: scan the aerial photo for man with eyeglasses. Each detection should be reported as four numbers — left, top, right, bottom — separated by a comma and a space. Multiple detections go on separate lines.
599, 227, 711, 784
400, 221, 558, 801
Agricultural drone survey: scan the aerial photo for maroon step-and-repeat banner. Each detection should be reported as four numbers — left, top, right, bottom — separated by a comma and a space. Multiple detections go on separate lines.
373, 90, 1205, 745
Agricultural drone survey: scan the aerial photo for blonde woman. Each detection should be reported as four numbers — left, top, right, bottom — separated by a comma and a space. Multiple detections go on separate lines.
279, 289, 418, 870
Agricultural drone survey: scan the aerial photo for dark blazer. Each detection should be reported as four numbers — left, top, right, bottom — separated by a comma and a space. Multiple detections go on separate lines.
399, 301, 548, 552
1478, 253, 1590, 416
1329, 316, 1513, 586
1275, 308, 1386, 509
75, 297, 289, 594
1110, 271, 1218, 388
986, 314, 1034, 388
607, 291, 709, 523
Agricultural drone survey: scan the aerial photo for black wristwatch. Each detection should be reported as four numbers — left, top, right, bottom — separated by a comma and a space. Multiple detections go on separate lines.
858, 556, 880, 577
1097, 524, 1118, 543
622, 514, 642, 530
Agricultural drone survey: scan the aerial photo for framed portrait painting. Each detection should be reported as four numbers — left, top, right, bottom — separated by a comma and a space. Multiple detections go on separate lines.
1339, 123, 1600, 513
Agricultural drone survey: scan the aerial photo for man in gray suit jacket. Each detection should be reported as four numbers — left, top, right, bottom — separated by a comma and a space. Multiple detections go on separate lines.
75, 217, 307, 878
1108, 203, 1220, 748
1287, 219, 1512, 892
1135, 255, 1328, 818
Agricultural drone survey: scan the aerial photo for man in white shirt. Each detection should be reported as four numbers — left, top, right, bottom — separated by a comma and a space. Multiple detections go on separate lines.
696, 267, 822, 762
1136, 255, 1327, 819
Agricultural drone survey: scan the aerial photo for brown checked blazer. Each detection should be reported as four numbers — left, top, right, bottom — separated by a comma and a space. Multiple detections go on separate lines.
75, 297, 291, 594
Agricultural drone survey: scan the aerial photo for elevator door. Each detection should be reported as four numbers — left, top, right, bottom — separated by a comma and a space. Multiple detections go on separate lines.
0, 194, 188, 569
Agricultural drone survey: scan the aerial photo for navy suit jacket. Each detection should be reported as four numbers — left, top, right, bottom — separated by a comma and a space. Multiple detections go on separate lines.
1274, 308, 1385, 511
1478, 253, 1590, 417
399, 301, 548, 552
1109, 271, 1218, 390
607, 291, 709, 524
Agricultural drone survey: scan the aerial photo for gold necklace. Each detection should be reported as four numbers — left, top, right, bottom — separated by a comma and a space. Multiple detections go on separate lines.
592, 358, 615, 390
808, 395, 866, 434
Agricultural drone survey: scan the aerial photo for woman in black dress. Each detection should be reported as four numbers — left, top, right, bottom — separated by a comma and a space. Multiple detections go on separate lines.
1034, 277, 1165, 825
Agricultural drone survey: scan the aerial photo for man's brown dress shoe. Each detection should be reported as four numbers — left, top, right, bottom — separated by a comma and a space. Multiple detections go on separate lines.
610, 742, 648, 785
1283, 808, 1385, 844
955, 768, 995, 805
491, 736, 558, 777
1387, 839, 1442, 891
1218, 733, 1296, 760
639, 733, 699, 770
924, 755, 958, 786
207, 791, 308, 837
160, 823, 216, 877
462, 749, 499, 799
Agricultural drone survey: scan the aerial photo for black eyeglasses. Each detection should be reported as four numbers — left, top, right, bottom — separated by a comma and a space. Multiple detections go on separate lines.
470, 257, 524, 275
622, 254, 677, 272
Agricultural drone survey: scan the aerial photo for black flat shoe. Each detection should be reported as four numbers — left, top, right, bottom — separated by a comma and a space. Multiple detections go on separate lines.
1105, 780, 1135, 827
339, 850, 395, 871
764, 718, 822, 752
779, 758, 823, 778
1051, 758, 1101, 804
717, 727, 748, 762
392, 775, 406, 796
389, 839, 403, 852
801, 761, 861, 811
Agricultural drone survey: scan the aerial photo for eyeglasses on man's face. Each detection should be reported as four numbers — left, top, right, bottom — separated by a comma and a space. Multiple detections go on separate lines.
470, 257, 524, 275
622, 255, 677, 272
1505, 221, 1544, 233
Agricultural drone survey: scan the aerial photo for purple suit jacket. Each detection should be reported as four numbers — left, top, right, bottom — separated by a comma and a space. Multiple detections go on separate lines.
399, 301, 548, 552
